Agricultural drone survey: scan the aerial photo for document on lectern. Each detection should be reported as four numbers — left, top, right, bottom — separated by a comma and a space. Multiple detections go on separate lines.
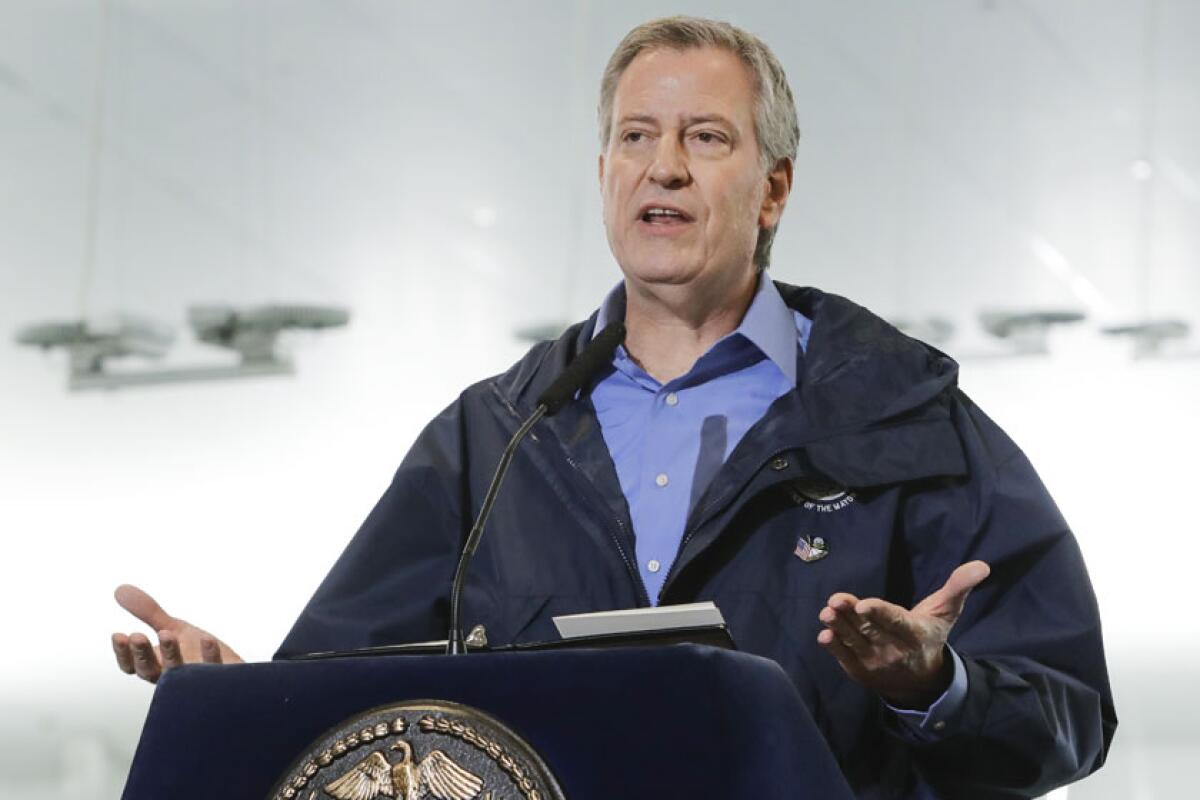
552, 601, 725, 639
290, 602, 733, 660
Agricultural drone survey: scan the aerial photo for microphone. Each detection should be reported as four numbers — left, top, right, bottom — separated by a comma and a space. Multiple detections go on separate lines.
446, 321, 626, 654
535, 321, 628, 413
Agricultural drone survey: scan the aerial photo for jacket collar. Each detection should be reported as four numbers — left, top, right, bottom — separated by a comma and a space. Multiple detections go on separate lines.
491, 282, 966, 488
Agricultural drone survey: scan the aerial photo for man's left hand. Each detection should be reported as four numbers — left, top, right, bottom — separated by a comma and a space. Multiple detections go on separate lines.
817, 560, 991, 709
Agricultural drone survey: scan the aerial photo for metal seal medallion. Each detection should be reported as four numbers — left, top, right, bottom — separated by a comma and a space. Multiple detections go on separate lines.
269, 700, 567, 800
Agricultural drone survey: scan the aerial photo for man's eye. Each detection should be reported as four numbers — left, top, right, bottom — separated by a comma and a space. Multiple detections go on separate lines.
623, 131, 645, 143
694, 131, 724, 144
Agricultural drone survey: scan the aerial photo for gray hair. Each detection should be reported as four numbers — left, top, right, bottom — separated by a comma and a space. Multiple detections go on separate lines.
598, 16, 801, 268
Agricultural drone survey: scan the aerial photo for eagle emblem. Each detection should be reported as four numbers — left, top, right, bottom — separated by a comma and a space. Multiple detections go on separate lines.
268, 701, 565, 800
322, 741, 483, 800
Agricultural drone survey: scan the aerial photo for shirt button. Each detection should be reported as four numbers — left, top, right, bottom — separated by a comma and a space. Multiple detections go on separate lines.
655, 473, 669, 487
664, 392, 679, 406
647, 559, 661, 573
932, 721, 946, 732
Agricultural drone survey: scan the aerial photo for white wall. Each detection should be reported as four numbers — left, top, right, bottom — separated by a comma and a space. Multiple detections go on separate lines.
2, 2, 1198, 797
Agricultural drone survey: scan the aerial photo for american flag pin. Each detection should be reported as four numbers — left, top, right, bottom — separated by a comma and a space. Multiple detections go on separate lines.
794, 534, 829, 563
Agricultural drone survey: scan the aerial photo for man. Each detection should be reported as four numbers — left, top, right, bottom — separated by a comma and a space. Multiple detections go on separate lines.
113, 17, 1115, 798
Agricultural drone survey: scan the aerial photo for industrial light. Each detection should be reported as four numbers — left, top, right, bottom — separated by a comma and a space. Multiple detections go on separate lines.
15, 304, 349, 391
979, 310, 1087, 355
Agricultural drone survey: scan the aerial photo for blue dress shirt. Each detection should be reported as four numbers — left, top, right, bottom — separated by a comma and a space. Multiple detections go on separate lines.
590, 275, 966, 732
592, 275, 810, 602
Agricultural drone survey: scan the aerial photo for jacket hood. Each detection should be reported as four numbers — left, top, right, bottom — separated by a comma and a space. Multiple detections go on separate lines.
490, 282, 966, 488
777, 284, 959, 431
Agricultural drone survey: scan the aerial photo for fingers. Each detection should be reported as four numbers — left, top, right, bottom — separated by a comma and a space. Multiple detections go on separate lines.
817, 626, 864, 672
919, 560, 992, 620
112, 633, 135, 674
855, 598, 922, 647
943, 560, 991, 603
114, 584, 174, 631
820, 593, 875, 652
128, 633, 162, 683
115, 628, 213, 681
159, 631, 185, 670
200, 637, 223, 665
818, 577, 981, 704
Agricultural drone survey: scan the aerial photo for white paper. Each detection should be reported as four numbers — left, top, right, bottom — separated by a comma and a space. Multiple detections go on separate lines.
552, 601, 724, 639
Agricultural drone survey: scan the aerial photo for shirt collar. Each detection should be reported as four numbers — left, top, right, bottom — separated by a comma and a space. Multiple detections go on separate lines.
594, 274, 803, 387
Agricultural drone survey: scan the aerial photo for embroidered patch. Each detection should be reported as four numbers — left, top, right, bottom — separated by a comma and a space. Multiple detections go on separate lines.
790, 479, 856, 513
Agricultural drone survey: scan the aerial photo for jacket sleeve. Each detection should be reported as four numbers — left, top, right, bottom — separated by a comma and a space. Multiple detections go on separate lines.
273, 394, 474, 659
893, 391, 1117, 798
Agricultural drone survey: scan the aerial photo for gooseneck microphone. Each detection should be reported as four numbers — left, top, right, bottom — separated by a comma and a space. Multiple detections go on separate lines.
446, 321, 626, 654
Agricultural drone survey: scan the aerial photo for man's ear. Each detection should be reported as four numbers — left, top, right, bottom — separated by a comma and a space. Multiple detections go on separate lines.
759, 157, 793, 229
598, 153, 606, 186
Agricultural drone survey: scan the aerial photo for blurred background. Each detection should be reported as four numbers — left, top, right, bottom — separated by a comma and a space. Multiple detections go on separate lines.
2, 1, 1197, 797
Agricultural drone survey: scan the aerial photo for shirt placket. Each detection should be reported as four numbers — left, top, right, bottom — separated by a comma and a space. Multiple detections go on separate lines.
636, 383, 690, 601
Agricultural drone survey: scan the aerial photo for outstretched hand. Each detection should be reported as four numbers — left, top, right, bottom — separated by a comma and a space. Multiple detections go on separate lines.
111, 584, 243, 683
817, 561, 990, 709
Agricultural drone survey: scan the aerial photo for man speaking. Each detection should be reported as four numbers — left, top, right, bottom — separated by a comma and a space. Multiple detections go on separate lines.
112, 16, 1115, 798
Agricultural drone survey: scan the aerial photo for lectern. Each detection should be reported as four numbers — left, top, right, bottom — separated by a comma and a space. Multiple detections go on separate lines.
120, 644, 855, 799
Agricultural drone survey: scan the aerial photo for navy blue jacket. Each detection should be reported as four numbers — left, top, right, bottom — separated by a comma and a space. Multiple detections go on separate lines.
278, 284, 1116, 799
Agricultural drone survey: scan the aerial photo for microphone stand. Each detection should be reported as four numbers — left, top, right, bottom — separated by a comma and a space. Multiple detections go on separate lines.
446, 405, 546, 654
445, 321, 624, 654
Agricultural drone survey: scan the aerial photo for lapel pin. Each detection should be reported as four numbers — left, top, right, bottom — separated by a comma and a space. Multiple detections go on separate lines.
794, 534, 829, 563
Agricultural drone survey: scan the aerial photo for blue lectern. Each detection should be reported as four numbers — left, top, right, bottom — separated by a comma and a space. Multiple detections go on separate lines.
120, 644, 855, 799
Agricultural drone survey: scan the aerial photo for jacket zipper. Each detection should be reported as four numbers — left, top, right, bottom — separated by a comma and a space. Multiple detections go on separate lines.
561, 452, 651, 607
492, 386, 650, 607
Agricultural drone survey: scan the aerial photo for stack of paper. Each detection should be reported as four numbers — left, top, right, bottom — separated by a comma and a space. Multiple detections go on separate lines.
552, 601, 725, 639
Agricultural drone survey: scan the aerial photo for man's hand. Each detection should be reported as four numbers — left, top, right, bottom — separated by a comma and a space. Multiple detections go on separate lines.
111, 584, 243, 683
817, 561, 990, 709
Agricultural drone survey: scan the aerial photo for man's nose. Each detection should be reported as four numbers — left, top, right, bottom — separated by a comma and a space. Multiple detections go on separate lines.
649, 138, 690, 188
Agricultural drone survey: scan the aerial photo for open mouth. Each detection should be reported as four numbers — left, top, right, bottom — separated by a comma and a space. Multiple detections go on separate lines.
639, 206, 694, 225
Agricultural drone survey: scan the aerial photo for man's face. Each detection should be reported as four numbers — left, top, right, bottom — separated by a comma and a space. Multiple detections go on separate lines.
600, 47, 788, 296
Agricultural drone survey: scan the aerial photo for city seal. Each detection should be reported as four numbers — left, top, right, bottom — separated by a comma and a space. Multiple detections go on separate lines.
269, 700, 567, 800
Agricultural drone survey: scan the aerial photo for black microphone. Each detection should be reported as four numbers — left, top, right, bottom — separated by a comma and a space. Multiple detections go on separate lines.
535, 321, 628, 414
446, 321, 626, 654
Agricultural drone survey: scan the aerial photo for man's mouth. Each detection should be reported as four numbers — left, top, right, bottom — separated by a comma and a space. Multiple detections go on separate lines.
638, 205, 694, 225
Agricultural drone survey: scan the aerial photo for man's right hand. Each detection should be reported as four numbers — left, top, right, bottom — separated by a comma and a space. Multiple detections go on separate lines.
111, 584, 243, 683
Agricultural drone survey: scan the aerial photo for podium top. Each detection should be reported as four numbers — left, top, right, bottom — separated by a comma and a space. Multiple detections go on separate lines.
122, 644, 855, 800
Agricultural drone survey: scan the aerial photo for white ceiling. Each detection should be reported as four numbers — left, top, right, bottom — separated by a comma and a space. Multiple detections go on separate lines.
2, 0, 1197, 338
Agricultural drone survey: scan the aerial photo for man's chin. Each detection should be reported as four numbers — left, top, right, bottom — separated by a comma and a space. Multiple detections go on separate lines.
619, 258, 704, 288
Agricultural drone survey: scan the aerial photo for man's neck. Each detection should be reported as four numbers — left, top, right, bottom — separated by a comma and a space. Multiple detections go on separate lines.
622, 270, 759, 384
